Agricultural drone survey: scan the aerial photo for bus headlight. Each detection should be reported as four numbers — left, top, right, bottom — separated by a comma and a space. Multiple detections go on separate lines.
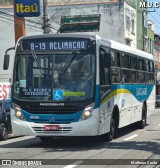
80, 103, 94, 121
13, 103, 26, 121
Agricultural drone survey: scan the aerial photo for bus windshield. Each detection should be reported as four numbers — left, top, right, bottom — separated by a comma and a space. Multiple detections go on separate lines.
13, 52, 95, 101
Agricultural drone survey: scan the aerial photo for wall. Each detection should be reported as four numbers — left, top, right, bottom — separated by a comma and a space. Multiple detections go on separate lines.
124, 1, 136, 47
47, 0, 119, 5
136, 0, 143, 50
146, 28, 154, 54
48, 2, 125, 43
0, 0, 12, 5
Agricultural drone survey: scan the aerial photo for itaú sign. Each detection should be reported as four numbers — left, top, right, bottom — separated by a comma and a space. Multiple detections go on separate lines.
15, 0, 41, 17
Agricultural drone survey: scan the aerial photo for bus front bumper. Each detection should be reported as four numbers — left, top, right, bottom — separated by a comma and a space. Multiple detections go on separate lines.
12, 116, 99, 137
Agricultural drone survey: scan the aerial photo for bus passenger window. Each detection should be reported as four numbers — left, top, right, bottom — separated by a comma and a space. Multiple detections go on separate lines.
131, 71, 137, 83
149, 73, 155, 83
145, 60, 150, 71
138, 72, 145, 83
111, 68, 121, 83
130, 56, 137, 69
149, 61, 154, 72
121, 53, 129, 68
111, 51, 120, 67
138, 59, 144, 71
145, 72, 150, 83
122, 69, 131, 83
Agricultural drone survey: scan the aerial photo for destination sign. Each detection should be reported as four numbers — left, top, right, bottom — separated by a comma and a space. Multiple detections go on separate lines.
22, 38, 90, 51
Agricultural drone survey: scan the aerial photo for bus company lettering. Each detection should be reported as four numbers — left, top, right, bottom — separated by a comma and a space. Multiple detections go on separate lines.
136, 88, 147, 96
39, 103, 64, 106
16, 3, 38, 13
0, 83, 10, 100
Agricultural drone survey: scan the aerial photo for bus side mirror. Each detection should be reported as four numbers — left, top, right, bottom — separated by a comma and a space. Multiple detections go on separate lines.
3, 54, 10, 70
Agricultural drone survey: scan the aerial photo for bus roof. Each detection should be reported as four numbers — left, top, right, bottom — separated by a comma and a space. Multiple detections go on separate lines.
99, 36, 153, 60
18, 33, 154, 60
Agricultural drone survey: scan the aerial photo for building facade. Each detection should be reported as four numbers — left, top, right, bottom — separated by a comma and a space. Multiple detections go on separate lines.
146, 20, 154, 55
124, 1, 136, 47
47, 0, 137, 47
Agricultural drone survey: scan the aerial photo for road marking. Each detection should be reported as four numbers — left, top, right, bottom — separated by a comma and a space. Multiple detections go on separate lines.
63, 161, 83, 168
123, 134, 138, 141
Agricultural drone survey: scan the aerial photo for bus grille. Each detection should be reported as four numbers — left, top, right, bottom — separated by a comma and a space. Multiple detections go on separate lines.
26, 106, 82, 114
32, 126, 73, 134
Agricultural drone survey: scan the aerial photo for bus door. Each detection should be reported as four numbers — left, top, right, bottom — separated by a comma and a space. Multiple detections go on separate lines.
99, 47, 111, 135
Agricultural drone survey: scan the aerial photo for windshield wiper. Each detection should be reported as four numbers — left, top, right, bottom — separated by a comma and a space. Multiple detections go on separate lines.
59, 51, 77, 75
31, 51, 45, 76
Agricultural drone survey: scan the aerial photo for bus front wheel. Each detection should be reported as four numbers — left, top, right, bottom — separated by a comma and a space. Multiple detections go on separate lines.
100, 118, 116, 142
0, 123, 8, 141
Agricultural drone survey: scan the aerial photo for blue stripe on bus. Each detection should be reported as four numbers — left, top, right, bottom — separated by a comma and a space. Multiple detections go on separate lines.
101, 84, 154, 104
94, 85, 100, 109
22, 110, 83, 123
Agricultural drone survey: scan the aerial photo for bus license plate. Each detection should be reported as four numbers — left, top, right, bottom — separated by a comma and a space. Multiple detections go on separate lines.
44, 125, 59, 130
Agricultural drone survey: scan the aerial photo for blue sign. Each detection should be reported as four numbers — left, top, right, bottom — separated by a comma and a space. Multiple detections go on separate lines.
15, 0, 41, 17
53, 90, 64, 101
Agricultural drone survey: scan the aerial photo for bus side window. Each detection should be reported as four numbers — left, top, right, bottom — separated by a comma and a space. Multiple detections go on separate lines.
131, 70, 138, 83
111, 68, 121, 83
122, 69, 131, 83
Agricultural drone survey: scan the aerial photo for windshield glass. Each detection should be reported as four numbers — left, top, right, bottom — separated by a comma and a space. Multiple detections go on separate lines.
13, 52, 95, 101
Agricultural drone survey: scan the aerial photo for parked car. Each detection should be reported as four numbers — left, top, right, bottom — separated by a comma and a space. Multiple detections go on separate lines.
0, 99, 12, 140
155, 95, 160, 107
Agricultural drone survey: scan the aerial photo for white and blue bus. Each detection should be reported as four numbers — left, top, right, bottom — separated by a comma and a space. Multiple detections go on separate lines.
4, 34, 155, 142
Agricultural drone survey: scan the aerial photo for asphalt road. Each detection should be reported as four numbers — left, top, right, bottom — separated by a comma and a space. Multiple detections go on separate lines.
0, 109, 160, 168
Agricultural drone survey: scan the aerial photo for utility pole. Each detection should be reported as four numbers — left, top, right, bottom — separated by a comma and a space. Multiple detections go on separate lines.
142, 9, 145, 51
13, 0, 26, 44
43, 0, 51, 34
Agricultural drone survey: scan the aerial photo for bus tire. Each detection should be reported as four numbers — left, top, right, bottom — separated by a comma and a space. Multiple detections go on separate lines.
39, 136, 53, 142
100, 117, 116, 142
0, 123, 8, 141
138, 105, 147, 129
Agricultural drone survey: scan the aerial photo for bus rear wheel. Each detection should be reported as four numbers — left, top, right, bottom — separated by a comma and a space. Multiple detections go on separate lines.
138, 105, 147, 129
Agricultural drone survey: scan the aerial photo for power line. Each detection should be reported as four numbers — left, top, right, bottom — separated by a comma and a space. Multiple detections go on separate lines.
0, 11, 42, 29
48, 0, 71, 29
150, 12, 160, 25
0, 19, 41, 33
156, 9, 160, 18
0, 15, 43, 32
0, 10, 58, 31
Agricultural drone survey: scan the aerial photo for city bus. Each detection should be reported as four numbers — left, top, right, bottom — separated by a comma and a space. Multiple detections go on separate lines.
4, 34, 155, 142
